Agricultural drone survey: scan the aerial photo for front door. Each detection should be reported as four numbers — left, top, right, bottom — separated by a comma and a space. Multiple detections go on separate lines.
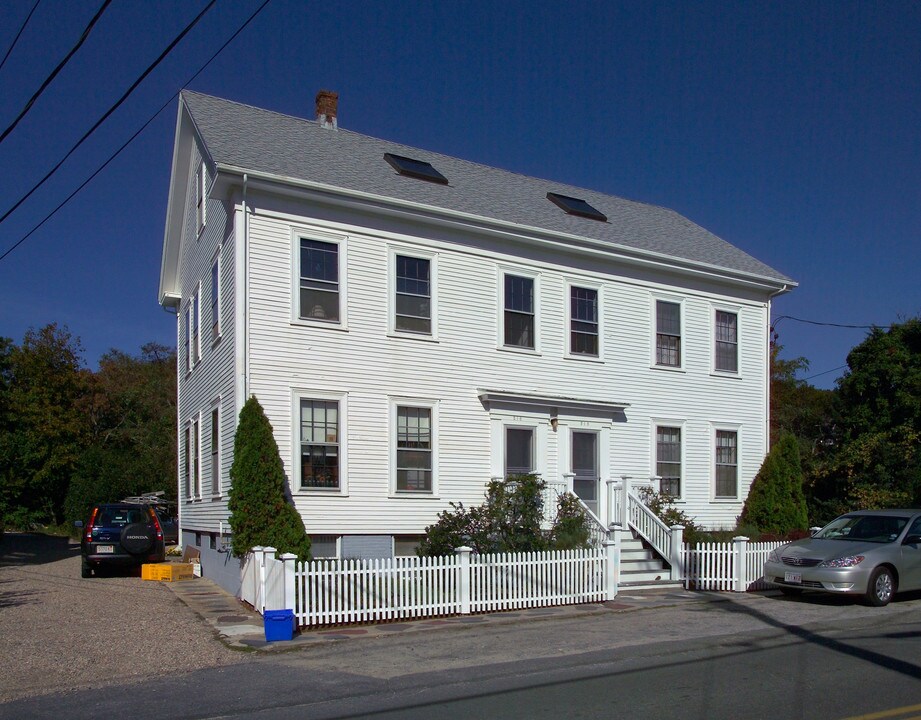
572, 431, 599, 518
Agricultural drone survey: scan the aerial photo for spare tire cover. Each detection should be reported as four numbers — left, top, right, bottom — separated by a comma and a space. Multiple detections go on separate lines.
121, 523, 155, 554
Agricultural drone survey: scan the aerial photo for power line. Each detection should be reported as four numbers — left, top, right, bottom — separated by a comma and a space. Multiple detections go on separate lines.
0, 0, 217, 230
772, 315, 885, 331
0, 0, 42, 75
0, 0, 111, 145
802, 364, 847, 382
0, 0, 273, 264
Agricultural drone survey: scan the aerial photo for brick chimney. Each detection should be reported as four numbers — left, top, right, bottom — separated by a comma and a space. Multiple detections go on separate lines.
315, 90, 338, 130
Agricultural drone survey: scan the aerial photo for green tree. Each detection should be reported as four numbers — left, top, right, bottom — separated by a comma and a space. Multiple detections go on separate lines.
227, 396, 311, 561
64, 343, 177, 525
810, 318, 921, 520
739, 433, 809, 535
2, 324, 88, 526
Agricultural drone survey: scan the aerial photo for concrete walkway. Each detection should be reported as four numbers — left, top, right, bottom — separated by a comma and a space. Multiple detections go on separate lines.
163, 575, 732, 652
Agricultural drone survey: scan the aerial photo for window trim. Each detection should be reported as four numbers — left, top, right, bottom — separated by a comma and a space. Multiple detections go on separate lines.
291, 228, 348, 330
184, 302, 192, 375
389, 398, 439, 497
186, 414, 201, 500
651, 295, 685, 371
210, 250, 222, 345
388, 247, 438, 341
712, 304, 741, 376
651, 420, 686, 501
195, 160, 207, 236
192, 285, 201, 365
564, 279, 603, 361
498, 266, 541, 354
293, 390, 348, 495
712, 424, 741, 501
504, 424, 537, 477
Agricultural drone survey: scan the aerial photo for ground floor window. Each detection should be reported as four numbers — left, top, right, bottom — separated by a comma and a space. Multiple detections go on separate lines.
715, 429, 738, 498
300, 399, 340, 489
396, 405, 433, 492
505, 427, 534, 476
656, 426, 682, 497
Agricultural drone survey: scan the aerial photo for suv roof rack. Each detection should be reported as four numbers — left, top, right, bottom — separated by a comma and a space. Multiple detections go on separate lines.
121, 491, 175, 507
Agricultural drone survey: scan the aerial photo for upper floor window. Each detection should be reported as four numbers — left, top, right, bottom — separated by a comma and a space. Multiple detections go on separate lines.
395, 405, 433, 492
192, 289, 200, 364
195, 161, 206, 235
655, 300, 681, 367
656, 426, 682, 498
300, 399, 340, 489
715, 429, 738, 499
570, 286, 599, 357
210, 256, 221, 342
395, 255, 431, 335
715, 310, 738, 373
504, 274, 535, 349
299, 239, 340, 322
184, 304, 192, 373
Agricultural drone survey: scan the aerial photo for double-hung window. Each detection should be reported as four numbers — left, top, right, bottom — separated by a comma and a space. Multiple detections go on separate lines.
504, 274, 535, 349
192, 289, 200, 364
656, 426, 682, 497
655, 300, 681, 367
299, 239, 340, 322
715, 429, 738, 498
395, 255, 431, 334
184, 304, 192, 373
570, 285, 599, 357
395, 405, 433, 492
300, 399, 340, 489
505, 427, 534, 476
183, 426, 192, 498
210, 256, 220, 342
210, 407, 220, 495
715, 310, 738, 373
191, 416, 201, 498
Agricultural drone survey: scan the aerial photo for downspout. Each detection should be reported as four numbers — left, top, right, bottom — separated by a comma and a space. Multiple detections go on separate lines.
765, 284, 789, 453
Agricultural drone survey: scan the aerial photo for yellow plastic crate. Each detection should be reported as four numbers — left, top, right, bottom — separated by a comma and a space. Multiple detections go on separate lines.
141, 562, 195, 581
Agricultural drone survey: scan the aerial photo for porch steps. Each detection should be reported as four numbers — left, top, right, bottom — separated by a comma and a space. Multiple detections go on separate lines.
619, 535, 679, 589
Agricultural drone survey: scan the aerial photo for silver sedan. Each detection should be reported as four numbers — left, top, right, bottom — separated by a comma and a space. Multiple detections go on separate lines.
763, 509, 921, 606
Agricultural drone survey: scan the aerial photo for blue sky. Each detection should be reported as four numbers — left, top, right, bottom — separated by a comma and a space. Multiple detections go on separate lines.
0, 0, 918, 389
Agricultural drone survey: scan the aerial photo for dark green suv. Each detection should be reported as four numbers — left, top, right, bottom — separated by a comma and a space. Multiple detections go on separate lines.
78, 503, 166, 578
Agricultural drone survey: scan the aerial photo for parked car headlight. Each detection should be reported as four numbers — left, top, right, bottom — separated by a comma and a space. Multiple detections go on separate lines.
818, 555, 865, 568
768, 549, 781, 563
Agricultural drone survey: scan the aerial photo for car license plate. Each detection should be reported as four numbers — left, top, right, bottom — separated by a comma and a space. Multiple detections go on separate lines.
96, 545, 114, 554
784, 571, 802, 584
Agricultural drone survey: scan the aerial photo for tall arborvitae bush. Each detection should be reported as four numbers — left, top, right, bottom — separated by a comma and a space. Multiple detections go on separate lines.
227, 396, 311, 561
739, 433, 809, 536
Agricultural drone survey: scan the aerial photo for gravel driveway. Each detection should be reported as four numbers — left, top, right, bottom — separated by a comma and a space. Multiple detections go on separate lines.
0, 533, 244, 703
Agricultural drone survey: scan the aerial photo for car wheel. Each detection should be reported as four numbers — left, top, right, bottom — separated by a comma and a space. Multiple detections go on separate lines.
779, 587, 803, 597
81, 558, 93, 578
120, 523, 156, 555
865, 567, 896, 607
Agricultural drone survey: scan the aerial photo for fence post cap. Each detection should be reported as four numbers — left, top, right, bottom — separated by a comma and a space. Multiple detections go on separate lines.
732, 536, 749, 542
279, 553, 297, 560
252, 546, 265, 551
454, 546, 473, 553
669, 524, 685, 530
263, 546, 277, 552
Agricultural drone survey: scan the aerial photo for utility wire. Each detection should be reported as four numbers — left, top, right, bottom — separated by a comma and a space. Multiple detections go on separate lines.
0, 0, 217, 230
0, 0, 273, 264
0, 0, 110, 144
0, 0, 42, 75
803, 365, 847, 382
772, 315, 884, 331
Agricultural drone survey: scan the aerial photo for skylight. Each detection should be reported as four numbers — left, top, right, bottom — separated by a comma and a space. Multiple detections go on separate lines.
546, 192, 607, 222
384, 153, 448, 185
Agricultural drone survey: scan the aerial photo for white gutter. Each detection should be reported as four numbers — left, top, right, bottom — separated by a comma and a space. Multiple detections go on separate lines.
215, 164, 797, 294
765, 283, 790, 452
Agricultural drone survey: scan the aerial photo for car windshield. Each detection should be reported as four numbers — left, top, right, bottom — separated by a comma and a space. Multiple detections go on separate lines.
815, 514, 909, 543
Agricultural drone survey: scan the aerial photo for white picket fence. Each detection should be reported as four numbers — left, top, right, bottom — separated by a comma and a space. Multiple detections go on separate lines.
682, 537, 785, 592
241, 536, 786, 628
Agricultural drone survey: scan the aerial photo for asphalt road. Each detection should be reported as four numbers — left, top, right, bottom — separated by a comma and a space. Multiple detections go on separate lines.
4, 583, 921, 720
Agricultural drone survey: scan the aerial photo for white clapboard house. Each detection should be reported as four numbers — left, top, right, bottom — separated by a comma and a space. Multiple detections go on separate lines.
158, 90, 795, 593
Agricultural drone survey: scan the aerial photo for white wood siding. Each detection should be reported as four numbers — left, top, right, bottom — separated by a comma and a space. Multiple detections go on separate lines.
176, 140, 237, 534
240, 191, 771, 536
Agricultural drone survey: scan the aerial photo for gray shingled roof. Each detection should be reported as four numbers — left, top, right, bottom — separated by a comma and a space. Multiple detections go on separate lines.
182, 91, 794, 285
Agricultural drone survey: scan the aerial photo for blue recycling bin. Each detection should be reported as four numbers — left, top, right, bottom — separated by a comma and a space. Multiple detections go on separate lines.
263, 609, 295, 642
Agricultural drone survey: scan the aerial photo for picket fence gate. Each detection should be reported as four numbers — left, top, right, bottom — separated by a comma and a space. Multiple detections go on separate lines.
682, 537, 786, 592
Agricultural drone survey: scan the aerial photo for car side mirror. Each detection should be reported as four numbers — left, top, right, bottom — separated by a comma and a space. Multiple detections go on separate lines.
903, 534, 921, 545
74, 520, 84, 528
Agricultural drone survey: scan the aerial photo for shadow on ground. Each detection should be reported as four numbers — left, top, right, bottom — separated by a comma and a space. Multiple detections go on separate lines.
0, 532, 80, 567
